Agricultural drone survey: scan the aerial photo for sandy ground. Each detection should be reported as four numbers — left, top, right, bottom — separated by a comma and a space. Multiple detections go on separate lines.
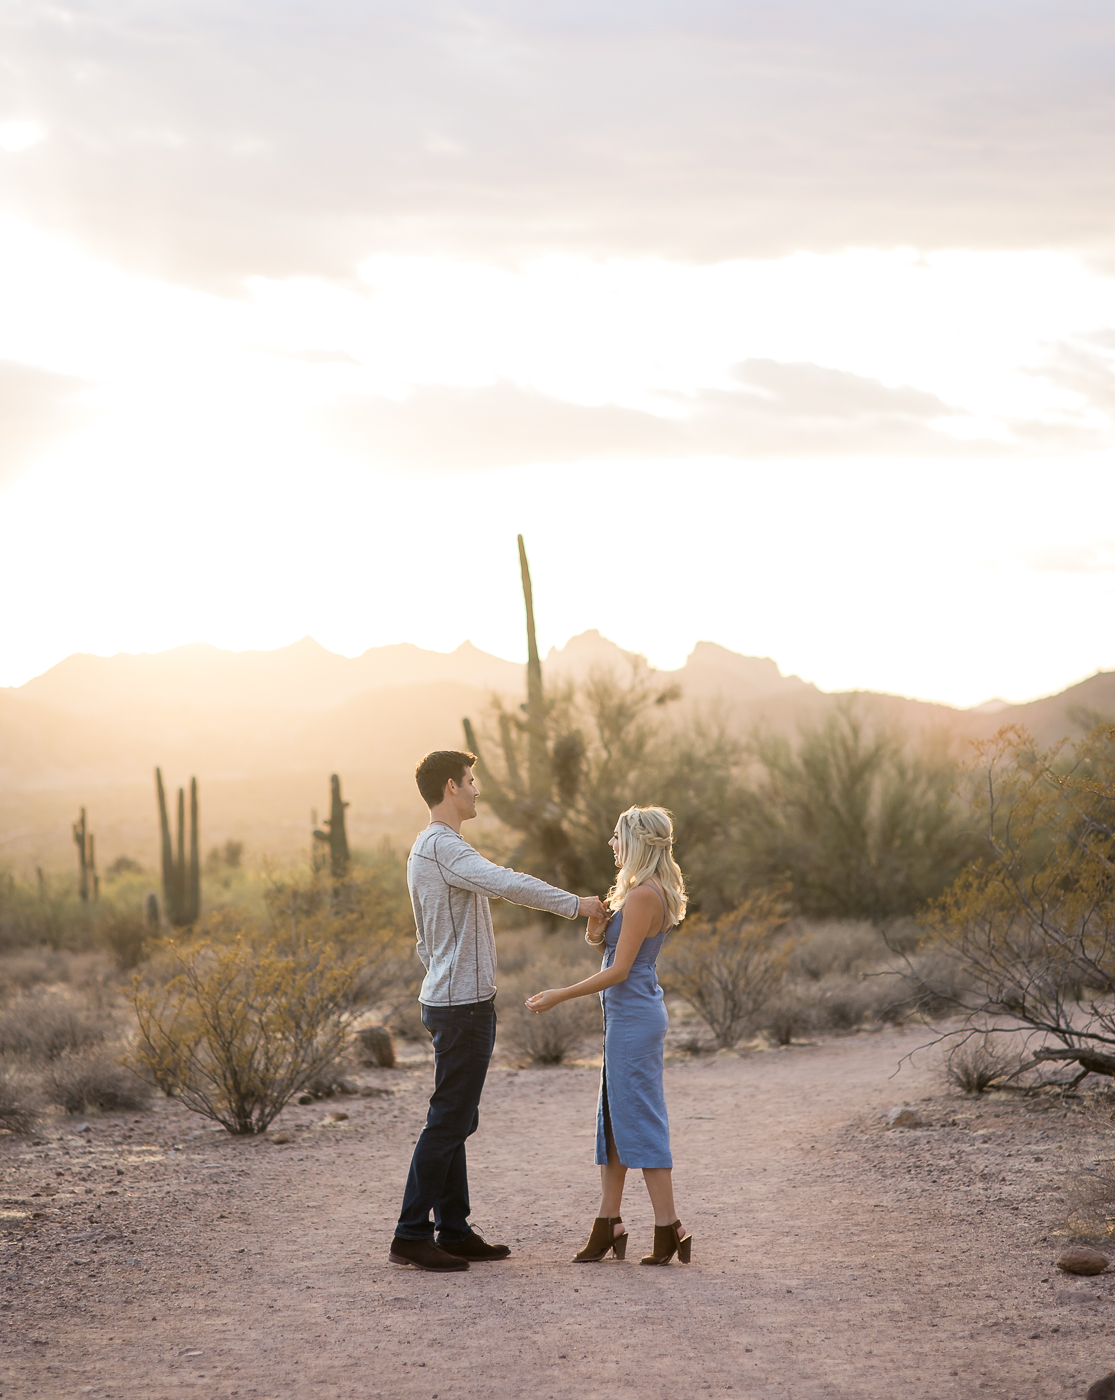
3, 1022, 1114, 1400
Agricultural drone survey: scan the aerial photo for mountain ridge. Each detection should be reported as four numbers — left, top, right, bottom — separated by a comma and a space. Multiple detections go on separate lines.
3, 632, 1113, 872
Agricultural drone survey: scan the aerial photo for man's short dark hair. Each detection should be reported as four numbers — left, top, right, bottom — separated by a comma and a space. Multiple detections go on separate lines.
415, 750, 478, 808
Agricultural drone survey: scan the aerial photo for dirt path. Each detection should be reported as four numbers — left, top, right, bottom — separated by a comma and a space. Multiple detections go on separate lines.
3, 1024, 1112, 1400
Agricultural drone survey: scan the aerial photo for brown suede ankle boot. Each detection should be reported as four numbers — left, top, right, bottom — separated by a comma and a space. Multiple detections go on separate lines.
573, 1216, 628, 1262
640, 1220, 692, 1265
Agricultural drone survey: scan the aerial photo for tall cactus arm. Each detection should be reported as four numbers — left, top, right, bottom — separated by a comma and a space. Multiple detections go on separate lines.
188, 777, 200, 923
498, 712, 525, 796
462, 716, 520, 828
175, 786, 187, 923
88, 833, 98, 903
517, 535, 550, 799
156, 769, 174, 918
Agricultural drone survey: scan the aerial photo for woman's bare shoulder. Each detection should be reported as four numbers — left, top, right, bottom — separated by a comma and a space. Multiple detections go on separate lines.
624, 883, 661, 911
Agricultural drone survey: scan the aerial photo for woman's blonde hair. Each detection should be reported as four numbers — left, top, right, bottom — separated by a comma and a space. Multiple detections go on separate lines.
606, 805, 687, 928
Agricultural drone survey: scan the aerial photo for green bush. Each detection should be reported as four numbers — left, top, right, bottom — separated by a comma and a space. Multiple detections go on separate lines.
738, 703, 971, 921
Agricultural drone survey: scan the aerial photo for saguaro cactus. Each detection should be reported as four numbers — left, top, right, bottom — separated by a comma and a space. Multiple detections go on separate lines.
155, 768, 201, 926
312, 775, 350, 878
72, 808, 98, 902
462, 535, 581, 890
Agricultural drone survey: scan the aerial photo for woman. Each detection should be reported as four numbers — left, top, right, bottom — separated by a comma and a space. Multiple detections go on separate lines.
526, 805, 691, 1266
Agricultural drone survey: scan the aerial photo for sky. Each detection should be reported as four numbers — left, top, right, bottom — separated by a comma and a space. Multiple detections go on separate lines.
2, 0, 1115, 707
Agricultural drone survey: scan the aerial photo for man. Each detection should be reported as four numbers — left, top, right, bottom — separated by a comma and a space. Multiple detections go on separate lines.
389, 749, 607, 1273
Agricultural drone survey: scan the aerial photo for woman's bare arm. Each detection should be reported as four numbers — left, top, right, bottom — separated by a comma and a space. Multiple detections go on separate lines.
525, 884, 661, 1013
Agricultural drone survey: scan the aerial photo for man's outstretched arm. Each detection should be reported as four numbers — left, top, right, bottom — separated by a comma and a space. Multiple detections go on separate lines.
426, 834, 606, 920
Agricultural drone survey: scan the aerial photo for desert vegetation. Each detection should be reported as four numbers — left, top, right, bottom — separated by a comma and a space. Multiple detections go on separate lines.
4, 546, 1115, 1192
0, 801, 419, 1137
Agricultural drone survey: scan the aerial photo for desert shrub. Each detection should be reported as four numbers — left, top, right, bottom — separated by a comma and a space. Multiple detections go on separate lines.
0, 1066, 38, 1133
106, 856, 143, 878
100, 912, 152, 972
0, 869, 90, 951
788, 921, 888, 981
498, 946, 603, 1064
499, 973, 602, 1065
659, 892, 790, 1049
129, 934, 366, 1134
814, 972, 896, 1031
752, 969, 901, 1043
262, 854, 419, 1013
0, 993, 110, 1060
738, 703, 972, 921
0, 948, 73, 998
919, 725, 1115, 1086
943, 1034, 1017, 1095
761, 988, 816, 1046
44, 1051, 150, 1113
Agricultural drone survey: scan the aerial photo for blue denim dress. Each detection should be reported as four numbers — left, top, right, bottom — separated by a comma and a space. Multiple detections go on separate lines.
594, 886, 673, 1169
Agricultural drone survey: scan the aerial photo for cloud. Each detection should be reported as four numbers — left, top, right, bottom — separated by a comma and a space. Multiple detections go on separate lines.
3, 1, 1115, 288
0, 360, 96, 484
319, 359, 972, 469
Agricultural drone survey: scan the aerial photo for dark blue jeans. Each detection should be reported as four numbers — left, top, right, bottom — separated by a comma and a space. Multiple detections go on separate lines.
395, 998, 497, 1242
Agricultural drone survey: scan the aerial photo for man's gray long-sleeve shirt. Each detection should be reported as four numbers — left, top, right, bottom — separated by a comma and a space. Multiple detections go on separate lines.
408, 823, 580, 1005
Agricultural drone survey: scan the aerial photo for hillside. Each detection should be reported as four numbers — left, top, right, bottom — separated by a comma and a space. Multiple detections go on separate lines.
1, 633, 1112, 874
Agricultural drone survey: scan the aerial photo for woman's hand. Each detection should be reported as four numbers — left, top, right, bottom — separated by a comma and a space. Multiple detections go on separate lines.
585, 912, 608, 948
525, 988, 565, 1014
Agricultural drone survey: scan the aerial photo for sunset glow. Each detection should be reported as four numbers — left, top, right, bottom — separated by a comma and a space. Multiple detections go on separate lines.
2, 1, 1114, 706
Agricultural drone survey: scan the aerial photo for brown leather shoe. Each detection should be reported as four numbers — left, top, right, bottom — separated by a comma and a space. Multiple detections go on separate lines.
436, 1229, 511, 1261
388, 1237, 469, 1271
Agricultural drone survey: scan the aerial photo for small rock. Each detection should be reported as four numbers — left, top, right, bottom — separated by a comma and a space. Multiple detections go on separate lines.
1086, 1372, 1115, 1400
337, 1079, 360, 1095
270, 1131, 294, 1145
885, 1106, 922, 1130
355, 1024, 396, 1069
74, 1122, 91, 1134
359, 1086, 391, 1098
1055, 1288, 1099, 1306
325, 1110, 349, 1123
297, 1094, 314, 1105
1057, 1246, 1110, 1276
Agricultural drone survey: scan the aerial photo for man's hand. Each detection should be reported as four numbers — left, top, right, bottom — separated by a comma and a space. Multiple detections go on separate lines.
578, 895, 608, 920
